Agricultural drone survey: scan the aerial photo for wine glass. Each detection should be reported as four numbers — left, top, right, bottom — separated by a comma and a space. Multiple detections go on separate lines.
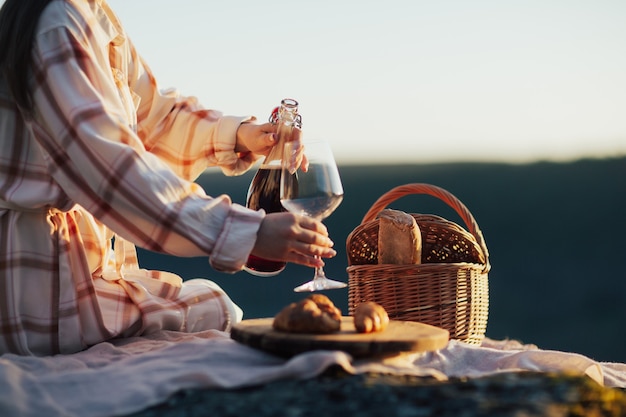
280, 139, 347, 292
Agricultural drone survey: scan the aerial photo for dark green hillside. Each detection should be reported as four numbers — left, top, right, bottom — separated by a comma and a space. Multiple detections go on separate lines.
137, 156, 626, 363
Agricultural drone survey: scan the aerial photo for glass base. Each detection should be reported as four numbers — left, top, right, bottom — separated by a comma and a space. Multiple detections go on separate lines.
294, 278, 347, 293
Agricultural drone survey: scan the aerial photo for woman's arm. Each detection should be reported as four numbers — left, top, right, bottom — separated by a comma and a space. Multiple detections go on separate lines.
29, 1, 263, 271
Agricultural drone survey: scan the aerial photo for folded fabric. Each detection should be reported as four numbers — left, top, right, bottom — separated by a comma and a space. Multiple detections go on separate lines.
0, 330, 624, 417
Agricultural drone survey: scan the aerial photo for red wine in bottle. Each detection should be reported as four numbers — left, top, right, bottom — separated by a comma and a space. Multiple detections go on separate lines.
244, 166, 287, 275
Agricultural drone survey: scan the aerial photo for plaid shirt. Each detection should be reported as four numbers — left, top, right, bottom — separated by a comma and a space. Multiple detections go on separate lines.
0, 0, 263, 355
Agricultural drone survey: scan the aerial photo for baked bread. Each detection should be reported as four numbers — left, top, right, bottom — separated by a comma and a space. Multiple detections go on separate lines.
353, 301, 389, 333
273, 294, 342, 334
377, 209, 422, 264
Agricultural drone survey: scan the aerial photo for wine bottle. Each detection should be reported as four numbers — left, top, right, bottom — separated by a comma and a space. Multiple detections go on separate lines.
244, 98, 302, 276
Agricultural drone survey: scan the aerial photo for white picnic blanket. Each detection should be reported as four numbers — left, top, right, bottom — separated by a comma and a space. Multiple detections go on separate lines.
1, 330, 625, 417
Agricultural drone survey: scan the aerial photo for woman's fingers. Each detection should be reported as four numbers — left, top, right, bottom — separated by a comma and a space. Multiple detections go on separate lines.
297, 214, 329, 236
291, 219, 336, 258
285, 252, 326, 268
292, 238, 336, 257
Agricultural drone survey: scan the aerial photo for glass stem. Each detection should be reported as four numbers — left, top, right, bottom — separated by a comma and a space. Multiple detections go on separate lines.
313, 256, 327, 289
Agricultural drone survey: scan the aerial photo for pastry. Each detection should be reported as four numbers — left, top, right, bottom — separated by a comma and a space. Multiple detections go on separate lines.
273, 294, 342, 334
353, 301, 389, 333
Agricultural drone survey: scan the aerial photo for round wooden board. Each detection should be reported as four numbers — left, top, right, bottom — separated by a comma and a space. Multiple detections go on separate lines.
231, 317, 449, 358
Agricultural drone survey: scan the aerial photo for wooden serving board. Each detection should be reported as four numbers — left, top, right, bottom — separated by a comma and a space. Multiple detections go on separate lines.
230, 317, 449, 358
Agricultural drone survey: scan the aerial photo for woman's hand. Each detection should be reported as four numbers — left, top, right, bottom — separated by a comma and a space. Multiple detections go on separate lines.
235, 121, 277, 156
236, 123, 308, 171
250, 212, 336, 268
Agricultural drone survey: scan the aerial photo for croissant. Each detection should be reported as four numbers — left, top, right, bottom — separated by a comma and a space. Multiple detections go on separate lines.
354, 301, 389, 333
273, 294, 341, 334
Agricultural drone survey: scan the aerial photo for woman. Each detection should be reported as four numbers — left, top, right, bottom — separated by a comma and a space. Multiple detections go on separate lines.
0, 0, 336, 355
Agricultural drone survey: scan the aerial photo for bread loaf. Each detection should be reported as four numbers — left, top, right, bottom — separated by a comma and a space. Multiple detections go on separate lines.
377, 209, 422, 264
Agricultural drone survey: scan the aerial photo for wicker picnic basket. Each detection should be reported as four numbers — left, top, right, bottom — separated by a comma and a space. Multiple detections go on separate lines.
346, 183, 490, 345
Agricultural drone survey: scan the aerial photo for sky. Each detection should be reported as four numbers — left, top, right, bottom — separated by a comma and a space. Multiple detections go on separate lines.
62, 1, 626, 163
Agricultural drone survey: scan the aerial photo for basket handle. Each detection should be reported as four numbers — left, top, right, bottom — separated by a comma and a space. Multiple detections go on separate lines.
361, 183, 490, 273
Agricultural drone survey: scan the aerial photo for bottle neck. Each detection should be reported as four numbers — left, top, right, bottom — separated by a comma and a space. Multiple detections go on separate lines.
262, 99, 301, 167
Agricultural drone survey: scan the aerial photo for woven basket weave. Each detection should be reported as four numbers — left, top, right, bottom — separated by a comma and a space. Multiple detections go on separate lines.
346, 183, 490, 345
